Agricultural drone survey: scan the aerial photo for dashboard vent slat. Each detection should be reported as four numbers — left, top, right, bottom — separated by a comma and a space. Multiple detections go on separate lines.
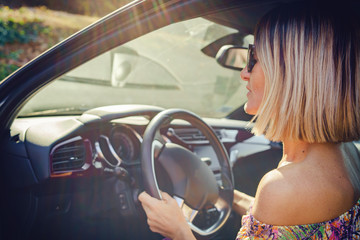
52, 139, 86, 172
173, 129, 222, 143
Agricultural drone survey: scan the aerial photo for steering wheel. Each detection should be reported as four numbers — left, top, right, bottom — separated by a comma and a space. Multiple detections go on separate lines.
141, 109, 234, 236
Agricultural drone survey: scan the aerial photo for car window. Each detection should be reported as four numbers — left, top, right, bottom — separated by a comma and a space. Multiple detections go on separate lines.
18, 17, 253, 118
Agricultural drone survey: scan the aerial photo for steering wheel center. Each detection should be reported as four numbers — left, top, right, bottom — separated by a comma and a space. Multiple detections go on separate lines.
141, 109, 234, 236
157, 142, 219, 210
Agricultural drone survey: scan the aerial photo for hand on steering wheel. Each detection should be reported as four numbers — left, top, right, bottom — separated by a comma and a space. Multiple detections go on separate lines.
138, 191, 196, 240
140, 109, 234, 237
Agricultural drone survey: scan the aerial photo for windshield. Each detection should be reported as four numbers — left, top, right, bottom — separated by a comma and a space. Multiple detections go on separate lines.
18, 17, 253, 118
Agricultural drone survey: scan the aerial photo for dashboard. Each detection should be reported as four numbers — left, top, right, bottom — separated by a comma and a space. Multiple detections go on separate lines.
8, 105, 258, 184
4, 105, 278, 239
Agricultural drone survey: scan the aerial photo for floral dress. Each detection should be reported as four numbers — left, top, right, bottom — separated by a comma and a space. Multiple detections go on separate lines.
237, 199, 360, 239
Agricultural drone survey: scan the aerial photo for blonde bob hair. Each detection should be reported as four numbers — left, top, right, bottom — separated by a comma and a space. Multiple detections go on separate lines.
252, 3, 360, 143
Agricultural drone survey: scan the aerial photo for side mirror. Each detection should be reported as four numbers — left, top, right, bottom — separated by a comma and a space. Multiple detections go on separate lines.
215, 45, 248, 71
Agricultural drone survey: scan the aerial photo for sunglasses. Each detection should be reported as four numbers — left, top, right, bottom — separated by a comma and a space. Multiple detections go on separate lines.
216, 44, 257, 72
246, 44, 257, 72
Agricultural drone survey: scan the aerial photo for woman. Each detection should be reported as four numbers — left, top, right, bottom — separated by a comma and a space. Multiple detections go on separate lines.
139, 2, 360, 239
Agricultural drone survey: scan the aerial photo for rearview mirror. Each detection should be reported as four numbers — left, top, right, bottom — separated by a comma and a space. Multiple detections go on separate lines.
216, 45, 248, 71
201, 33, 246, 58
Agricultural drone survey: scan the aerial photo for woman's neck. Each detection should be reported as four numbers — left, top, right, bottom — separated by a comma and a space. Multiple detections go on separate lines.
281, 140, 340, 164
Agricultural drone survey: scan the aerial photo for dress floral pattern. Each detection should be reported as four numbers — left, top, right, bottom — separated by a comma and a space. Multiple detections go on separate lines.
237, 199, 360, 239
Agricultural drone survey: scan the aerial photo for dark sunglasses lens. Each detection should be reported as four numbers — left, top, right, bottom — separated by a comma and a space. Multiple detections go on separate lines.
247, 45, 256, 72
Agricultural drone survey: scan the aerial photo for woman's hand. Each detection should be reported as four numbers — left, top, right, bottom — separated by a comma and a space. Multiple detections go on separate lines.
138, 191, 196, 240
233, 189, 255, 216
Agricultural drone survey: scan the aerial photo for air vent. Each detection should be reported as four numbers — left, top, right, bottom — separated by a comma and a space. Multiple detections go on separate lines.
51, 137, 86, 172
171, 128, 222, 143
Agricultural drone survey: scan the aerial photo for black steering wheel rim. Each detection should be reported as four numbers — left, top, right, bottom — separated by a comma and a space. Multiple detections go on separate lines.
141, 108, 234, 236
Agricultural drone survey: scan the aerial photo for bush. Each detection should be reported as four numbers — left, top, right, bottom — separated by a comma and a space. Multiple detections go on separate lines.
0, 9, 50, 80
0, 0, 132, 16
0, 63, 18, 80
0, 19, 49, 45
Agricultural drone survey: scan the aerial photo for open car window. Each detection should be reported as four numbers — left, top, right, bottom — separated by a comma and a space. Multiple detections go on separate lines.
18, 17, 253, 118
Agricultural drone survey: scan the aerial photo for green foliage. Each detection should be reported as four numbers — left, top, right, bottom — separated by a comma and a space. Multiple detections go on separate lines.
0, 50, 22, 80
0, 49, 23, 59
0, 63, 18, 80
0, 19, 49, 45
0, 12, 49, 79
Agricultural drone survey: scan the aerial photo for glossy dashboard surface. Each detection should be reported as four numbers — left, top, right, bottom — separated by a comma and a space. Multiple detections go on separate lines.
4, 105, 281, 239
8, 105, 256, 185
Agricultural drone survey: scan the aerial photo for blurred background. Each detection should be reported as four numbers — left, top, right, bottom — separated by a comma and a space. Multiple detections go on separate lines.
0, 0, 132, 80
0, 0, 132, 15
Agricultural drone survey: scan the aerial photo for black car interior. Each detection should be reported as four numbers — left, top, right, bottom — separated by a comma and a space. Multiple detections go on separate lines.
6, 0, 350, 239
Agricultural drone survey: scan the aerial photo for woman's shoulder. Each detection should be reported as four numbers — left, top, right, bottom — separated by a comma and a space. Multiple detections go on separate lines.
251, 160, 355, 226
250, 167, 302, 225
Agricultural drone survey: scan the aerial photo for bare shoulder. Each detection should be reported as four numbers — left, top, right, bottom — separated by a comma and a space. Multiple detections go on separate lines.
251, 161, 355, 226
251, 167, 301, 225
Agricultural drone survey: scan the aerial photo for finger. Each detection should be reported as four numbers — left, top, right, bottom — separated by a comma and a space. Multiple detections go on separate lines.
147, 220, 165, 237
138, 191, 159, 206
141, 203, 152, 214
160, 191, 173, 201
138, 191, 148, 202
